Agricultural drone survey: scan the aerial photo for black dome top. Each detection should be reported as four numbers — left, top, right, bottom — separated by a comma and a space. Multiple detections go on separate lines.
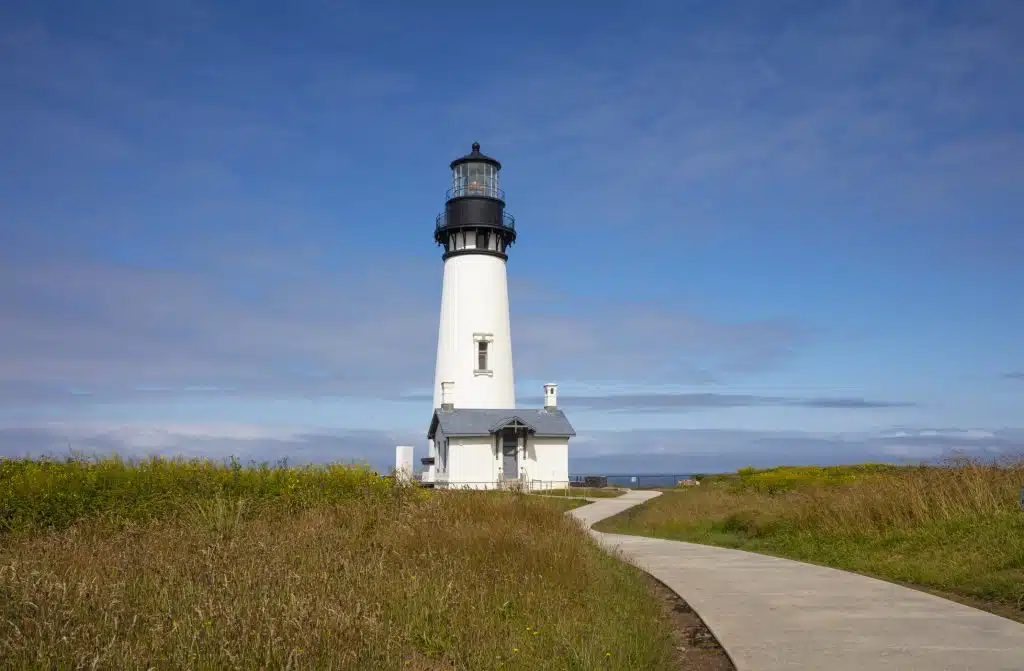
450, 142, 502, 170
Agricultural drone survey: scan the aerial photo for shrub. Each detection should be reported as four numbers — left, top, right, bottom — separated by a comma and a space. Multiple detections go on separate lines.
0, 454, 404, 534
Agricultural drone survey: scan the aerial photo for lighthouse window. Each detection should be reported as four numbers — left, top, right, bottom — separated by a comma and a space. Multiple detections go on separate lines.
473, 332, 494, 375
475, 230, 487, 249
467, 163, 486, 195
452, 161, 499, 198
452, 164, 465, 194
477, 340, 489, 372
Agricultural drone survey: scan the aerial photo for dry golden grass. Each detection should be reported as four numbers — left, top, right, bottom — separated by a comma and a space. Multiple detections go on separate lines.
0, 457, 678, 670
596, 458, 1024, 618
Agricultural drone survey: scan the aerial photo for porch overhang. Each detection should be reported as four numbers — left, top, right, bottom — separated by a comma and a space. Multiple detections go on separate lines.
487, 415, 537, 434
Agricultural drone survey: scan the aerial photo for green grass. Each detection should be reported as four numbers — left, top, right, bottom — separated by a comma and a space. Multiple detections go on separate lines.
538, 487, 625, 499
596, 459, 1024, 621
0, 455, 679, 669
0, 453, 394, 534
538, 496, 591, 511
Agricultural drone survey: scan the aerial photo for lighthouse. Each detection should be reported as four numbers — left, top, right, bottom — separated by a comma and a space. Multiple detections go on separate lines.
432, 143, 516, 409
431, 142, 517, 411
420, 143, 575, 490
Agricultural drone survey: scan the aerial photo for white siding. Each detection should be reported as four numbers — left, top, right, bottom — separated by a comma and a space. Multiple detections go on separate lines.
526, 436, 569, 490
446, 436, 499, 489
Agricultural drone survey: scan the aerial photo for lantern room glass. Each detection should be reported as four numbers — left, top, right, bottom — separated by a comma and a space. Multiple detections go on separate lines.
451, 161, 499, 199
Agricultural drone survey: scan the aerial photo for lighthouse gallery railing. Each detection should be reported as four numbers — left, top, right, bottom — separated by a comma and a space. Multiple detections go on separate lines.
434, 211, 516, 231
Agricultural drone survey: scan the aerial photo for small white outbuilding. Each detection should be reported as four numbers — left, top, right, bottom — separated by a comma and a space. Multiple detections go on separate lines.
425, 384, 574, 490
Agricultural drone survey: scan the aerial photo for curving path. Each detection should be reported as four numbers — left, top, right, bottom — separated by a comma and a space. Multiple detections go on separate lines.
570, 490, 1024, 671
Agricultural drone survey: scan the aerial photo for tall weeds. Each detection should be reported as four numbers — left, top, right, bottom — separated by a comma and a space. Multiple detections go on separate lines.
0, 456, 678, 669
784, 458, 1023, 533
0, 454, 399, 534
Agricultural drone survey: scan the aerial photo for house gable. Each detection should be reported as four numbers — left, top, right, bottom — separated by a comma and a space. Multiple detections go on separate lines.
487, 415, 537, 433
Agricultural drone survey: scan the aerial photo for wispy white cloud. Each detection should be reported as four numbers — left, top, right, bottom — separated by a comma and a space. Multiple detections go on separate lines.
446, 0, 1023, 253
0, 246, 810, 411
3, 422, 1017, 474
6, 0, 1021, 258
516, 392, 914, 412
567, 426, 1024, 473
0, 252, 435, 402
0, 422, 410, 469
2, 0, 1020, 465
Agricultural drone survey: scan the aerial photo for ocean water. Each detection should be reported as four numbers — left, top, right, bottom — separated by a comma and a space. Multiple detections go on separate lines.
570, 473, 694, 489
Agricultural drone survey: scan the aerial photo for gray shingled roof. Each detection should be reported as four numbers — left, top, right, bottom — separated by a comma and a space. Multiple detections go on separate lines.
428, 408, 576, 439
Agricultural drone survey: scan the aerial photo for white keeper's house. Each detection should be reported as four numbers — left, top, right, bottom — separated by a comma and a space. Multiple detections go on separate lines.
420, 143, 574, 490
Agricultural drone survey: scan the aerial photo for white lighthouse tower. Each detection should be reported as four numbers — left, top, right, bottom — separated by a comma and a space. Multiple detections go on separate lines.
431, 142, 516, 411
421, 143, 575, 489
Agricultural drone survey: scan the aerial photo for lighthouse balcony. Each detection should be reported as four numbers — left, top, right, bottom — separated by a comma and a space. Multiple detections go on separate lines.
435, 210, 515, 233
434, 210, 517, 257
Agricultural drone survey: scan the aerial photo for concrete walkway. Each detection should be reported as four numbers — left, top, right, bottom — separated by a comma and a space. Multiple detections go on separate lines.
570, 490, 1024, 671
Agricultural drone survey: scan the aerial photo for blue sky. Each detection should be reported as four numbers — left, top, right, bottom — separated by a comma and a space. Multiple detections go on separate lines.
1, 0, 1022, 473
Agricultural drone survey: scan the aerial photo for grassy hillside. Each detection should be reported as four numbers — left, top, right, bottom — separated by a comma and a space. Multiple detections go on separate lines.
0, 456, 680, 669
596, 459, 1024, 621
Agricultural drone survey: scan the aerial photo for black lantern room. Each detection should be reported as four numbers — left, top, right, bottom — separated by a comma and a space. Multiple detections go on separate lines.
434, 142, 517, 260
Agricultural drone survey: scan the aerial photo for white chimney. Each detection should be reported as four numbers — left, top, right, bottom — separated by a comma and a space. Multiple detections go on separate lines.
543, 383, 558, 411
440, 381, 455, 411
